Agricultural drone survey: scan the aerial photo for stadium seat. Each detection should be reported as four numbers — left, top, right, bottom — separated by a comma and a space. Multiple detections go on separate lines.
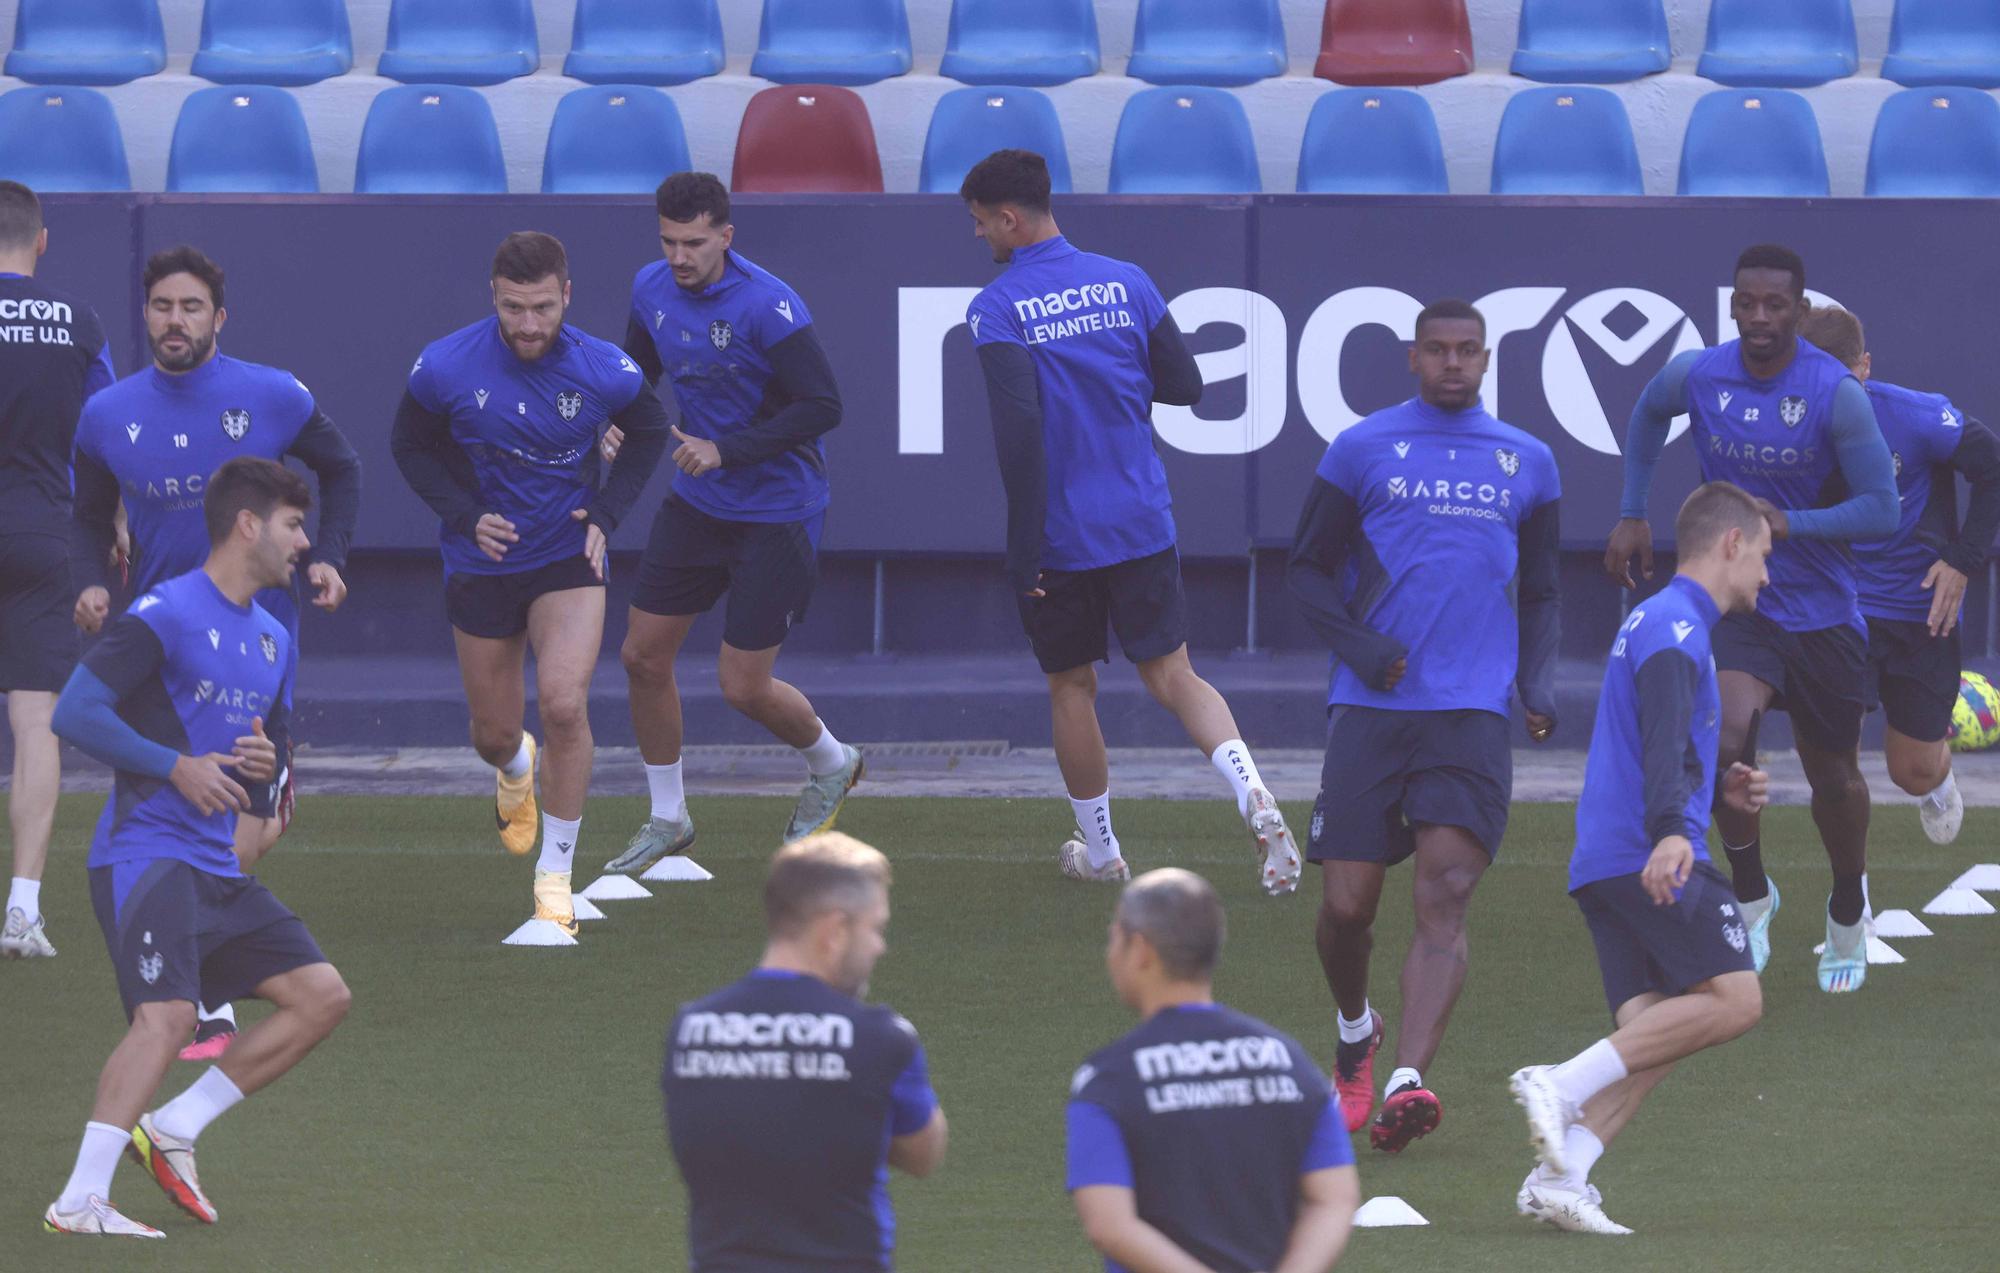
192, 0, 353, 86
1490, 86, 1643, 196
1296, 88, 1448, 194
750, 0, 912, 87
940, 0, 1099, 87
542, 86, 691, 194
1511, 0, 1670, 85
1866, 87, 2000, 197
1315, 0, 1473, 87
564, 0, 724, 87
1109, 87, 1261, 194
4, 0, 166, 86
355, 85, 507, 194
732, 85, 883, 192
0, 86, 130, 191
919, 88, 1072, 195
377, 0, 539, 87
1676, 89, 1827, 197
167, 86, 319, 193
1882, 0, 2000, 89
1696, 0, 1857, 88
1126, 0, 1286, 88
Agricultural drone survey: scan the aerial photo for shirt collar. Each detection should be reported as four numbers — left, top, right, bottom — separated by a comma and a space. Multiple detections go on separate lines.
194, 570, 252, 616
1009, 235, 1075, 267
1670, 574, 1723, 627
1405, 394, 1488, 425
149, 351, 225, 393
683, 251, 749, 301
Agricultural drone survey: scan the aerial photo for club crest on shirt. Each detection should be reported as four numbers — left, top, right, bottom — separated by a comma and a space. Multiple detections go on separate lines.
1495, 448, 1521, 477
220, 408, 251, 441
138, 951, 163, 985
1779, 395, 1807, 428
556, 390, 583, 422
259, 632, 277, 665
709, 320, 733, 351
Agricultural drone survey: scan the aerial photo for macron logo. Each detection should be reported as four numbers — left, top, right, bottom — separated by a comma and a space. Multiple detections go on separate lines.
126, 422, 142, 443
206, 628, 221, 649
969, 313, 982, 338
1718, 391, 1733, 412
775, 299, 794, 324
474, 389, 489, 410
1393, 441, 1410, 458
653, 309, 666, 330
1672, 620, 1694, 644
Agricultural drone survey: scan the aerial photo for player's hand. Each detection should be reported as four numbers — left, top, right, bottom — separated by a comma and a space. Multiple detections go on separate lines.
1526, 710, 1555, 743
671, 425, 722, 477
74, 585, 111, 634
474, 513, 518, 563
231, 716, 278, 783
1922, 559, 1969, 637
1641, 834, 1695, 905
1752, 498, 1791, 541
1023, 571, 1046, 599
305, 561, 348, 612
171, 753, 251, 816
1604, 518, 1654, 589
571, 508, 607, 580
1377, 656, 1408, 691
601, 424, 625, 462
1719, 761, 1769, 816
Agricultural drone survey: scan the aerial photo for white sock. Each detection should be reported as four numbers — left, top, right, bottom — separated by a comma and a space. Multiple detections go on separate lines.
1069, 792, 1121, 869
499, 736, 533, 779
1564, 1125, 1605, 1188
1551, 1038, 1628, 1108
1210, 739, 1263, 815
1385, 1066, 1423, 1096
799, 723, 848, 776
1925, 770, 1958, 805
536, 814, 581, 874
645, 761, 687, 823
197, 1001, 236, 1027
8, 876, 41, 920
58, 1122, 131, 1211
1336, 1003, 1375, 1044
152, 1066, 244, 1144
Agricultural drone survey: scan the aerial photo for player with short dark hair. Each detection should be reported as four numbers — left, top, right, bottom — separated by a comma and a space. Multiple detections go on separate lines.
42, 456, 351, 1238
392, 231, 671, 935
606, 171, 860, 874
1288, 298, 1561, 1152
1510, 481, 1772, 1236
1798, 305, 2000, 845
663, 832, 947, 1270
0, 180, 115, 961
1607, 244, 1898, 994
1067, 868, 1358, 1272
958, 147, 1302, 895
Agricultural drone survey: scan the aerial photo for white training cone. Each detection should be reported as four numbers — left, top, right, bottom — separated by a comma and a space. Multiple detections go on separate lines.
502, 918, 579, 947
1353, 1196, 1428, 1228
1924, 887, 1997, 915
578, 875, 653, 901
1814, 936, 1904, 965
1872, 909, 1933, 938
571, 895, 607, 922
1950, 863, 2000, 892
642, 856, 714, 882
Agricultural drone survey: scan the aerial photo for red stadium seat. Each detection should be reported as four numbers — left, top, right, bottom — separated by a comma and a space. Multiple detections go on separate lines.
1314, 0, 1474, 87
731, 84, 883, 192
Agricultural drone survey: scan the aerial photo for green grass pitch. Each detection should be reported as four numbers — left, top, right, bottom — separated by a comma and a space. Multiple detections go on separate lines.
4, 794, 1997, 1270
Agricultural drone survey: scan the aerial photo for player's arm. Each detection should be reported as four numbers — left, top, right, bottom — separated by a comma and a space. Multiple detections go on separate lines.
1286, 476, 1407, 690
1517, 496, 1562, 735
1066, 1102, 1209, 1273
1942, 417, 2000, 577
69, 440, 119, 596
1607, 349, 1698, 587
621, 314, 666, 386
1271, 1095, 1357, 1273
884, 1029, 948, 1178
585, 384, 674, 533
1634, 644, 1703, 902
83, 323, 116, 398
976, 342, 1049, 596
388, 389, 484, 538
1780, 377, 1896, 541
284, 408, 362, 572
708, 327, 843, 468
1147, 313, 1202, 407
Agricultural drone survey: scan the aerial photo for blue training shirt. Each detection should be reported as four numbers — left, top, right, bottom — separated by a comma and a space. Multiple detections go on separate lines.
406, 318, 646, 576
630, 251, 828, 523
967, 236, 1176, 573
1313, 397, 1560, 716
1854, 380, 1967, 623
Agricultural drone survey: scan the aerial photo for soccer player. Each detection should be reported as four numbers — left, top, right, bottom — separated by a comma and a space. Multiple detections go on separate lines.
662, 832, 947, 1270
42, 457, 352, 1238
1797, 306, 2000, 844
1067, 868, 1358, 1273
0, 180, 114, 960
1607, 244, 1898, 994
958, 148, 1300, 894
607, 172, 859, 875
391, 231, 669, 934
1287, 298, 1561, 1152
1511, 481, 1773, 1236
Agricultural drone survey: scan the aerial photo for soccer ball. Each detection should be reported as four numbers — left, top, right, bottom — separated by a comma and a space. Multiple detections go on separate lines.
1948, 672, 2000, 752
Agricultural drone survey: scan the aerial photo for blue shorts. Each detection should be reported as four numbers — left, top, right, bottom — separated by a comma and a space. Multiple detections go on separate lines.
1306, 705, 1511, 867
1572, 861, 1754, 1019
89, 859, 327, 1020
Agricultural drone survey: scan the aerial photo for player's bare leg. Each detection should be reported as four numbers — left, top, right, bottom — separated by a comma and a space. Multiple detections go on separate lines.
525, 587, 602, 825
610, 609, 700, 872
1711, 672, 1786, 971
1886, 724, 1960, 844
454, 625, 530, 771
1396, 824, 1488, 1073
1048, 664, 1127, 879
4, 689, 59, 958
1136, 646, 1236, 754
1797, 732, 1872, 990
1315, 860, 1386, 1021
213, 963, 352, 1094
88, 1000, 196, 1132
715, 642, 863, 842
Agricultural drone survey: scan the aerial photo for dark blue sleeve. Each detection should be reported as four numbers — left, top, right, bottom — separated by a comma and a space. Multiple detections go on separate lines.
69, 434, 119, 593
1300, 1098, 1355, 1173
1945, 417, 2000, 576
1787, 377, 1898, 541
84, 340, 115, 399
1619, 350, 1698, 520
286, 408, 362, 570
977, 341, 1047, 595
1065, 1100, 1133, 1190
1286, 476, 1407, 686
52, 666, 178, 779
888, 1039, 938, 1136
1517, 497, 1561, 720
1634, 645, 1703, 846
585, 384, 673, 533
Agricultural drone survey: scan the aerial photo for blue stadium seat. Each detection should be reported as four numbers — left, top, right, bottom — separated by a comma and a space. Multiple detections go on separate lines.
564, 0, 724, 87
940, 0, 1099, 87
4, 0, 166, 86
377, 0, 539, 87
167, 87, 319, 193
0, 87, 130, 191
1296, 88, 1448, 194
1696, 0, 1856, 88
1511, 0, 1670, 85
1677, 89, 1827, 197
751, 0, 912, 87
1109, 87, 1261, 194
1867, 87, 2000, 197
192, 0, 353, 86
1882, 0, 2000, 89
1127, 0, 1286, 88
542, 86, 691, 194
919, 88, 1072, 194
355, 85, 507, 193
1490, 86, 1643, 195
